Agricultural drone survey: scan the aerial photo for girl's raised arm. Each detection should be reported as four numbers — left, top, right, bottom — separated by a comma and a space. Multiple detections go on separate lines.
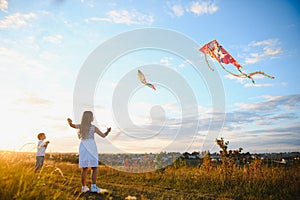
67, 118, 78, 129
95, 127, 111, 138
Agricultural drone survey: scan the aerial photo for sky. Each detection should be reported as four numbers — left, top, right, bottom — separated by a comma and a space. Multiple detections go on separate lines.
0, 0, 299, 154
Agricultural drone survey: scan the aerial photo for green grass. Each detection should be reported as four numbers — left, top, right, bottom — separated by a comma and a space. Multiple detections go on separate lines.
0, 151, 299, 200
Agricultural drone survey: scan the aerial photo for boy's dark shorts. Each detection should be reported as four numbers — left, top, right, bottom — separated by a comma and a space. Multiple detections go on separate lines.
35, 156, 45, 171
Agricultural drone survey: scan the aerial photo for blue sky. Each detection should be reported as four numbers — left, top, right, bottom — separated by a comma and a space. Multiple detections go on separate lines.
0, 0, 299, 154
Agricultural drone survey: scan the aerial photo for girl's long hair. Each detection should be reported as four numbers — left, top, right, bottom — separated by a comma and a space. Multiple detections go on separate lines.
79, 111, 93, 139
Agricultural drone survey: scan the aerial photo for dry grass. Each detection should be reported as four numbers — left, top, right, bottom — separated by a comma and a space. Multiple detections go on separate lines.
0, 150, 299, 200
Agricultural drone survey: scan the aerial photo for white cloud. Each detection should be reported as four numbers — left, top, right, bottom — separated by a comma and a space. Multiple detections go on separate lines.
160, 57, 173, 65
188, 0, 218, 15
80, 0, 94, 8
0, 12, 36, 29
168, 1, 218, 17
86, 10, 154, 26
250, 39, 280, 47
244, 83, 273, 87
171, 4, 184, 17
106, 10, 154, 25
245, 39, 284, 64
224, 95, 300, 152
18, 94, 52, 106
224, 74, 246, 84
0, 0, 8, 12
224, 74, 252, 86
234, 94, 300, 114
39, 51, 61, 61
43, 34, 63, 44
85, 17, 109, 22
177, 59, 194, 68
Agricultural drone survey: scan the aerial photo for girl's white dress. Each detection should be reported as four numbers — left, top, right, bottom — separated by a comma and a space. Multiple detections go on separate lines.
79, 125, 98, 168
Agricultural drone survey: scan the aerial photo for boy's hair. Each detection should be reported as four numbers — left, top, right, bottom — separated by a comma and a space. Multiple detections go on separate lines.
37, 133, 45, 140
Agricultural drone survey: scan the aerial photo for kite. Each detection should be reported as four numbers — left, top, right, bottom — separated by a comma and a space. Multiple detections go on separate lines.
137, 69, 156, 90
199, 40, 274, 84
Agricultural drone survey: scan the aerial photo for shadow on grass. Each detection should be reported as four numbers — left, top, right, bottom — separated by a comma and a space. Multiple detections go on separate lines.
78, 191, 123, 200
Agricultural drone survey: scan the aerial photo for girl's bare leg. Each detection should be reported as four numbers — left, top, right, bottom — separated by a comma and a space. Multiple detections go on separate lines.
81, 168, 88, 186
91, 167, 98, 184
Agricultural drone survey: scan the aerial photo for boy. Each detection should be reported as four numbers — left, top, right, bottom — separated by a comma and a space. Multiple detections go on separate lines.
34, 132, 50, 173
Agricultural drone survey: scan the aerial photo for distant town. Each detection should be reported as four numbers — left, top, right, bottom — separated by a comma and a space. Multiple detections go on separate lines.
36, 151, 300, 172
1, 149, 299, 173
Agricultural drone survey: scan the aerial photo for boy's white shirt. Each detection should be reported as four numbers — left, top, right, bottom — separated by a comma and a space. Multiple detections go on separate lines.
36, 140, 47, 156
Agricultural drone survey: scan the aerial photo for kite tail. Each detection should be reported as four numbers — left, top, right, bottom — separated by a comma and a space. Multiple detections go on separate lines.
238, 70, 275, 85
248, 71, 275, 79
232, 61, 243, 70
203, 53, 214, 71
216, 58, 256, 84
215, 58, 248, 79
146, 83, 156, 90
237, 68, 256, 84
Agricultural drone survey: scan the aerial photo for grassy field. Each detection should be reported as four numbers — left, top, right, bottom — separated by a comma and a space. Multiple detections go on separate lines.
0, 149, 299, 199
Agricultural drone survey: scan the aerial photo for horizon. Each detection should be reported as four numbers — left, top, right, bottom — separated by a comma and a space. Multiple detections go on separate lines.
9, 146, 300, 155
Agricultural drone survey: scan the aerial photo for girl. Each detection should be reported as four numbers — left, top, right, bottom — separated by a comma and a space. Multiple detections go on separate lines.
67, 111, 111, 193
